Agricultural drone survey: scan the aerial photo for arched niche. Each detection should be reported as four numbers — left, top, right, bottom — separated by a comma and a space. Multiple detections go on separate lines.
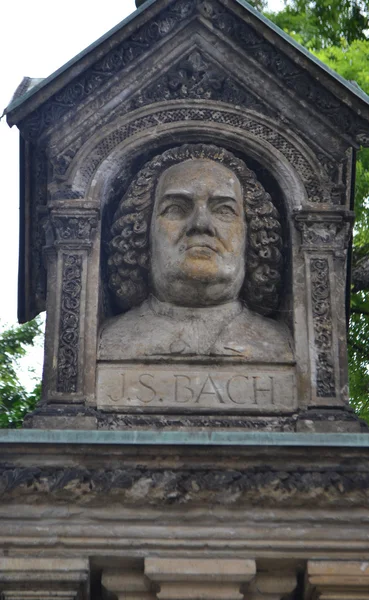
59, 102, 319, 398
70, 108, 313, 330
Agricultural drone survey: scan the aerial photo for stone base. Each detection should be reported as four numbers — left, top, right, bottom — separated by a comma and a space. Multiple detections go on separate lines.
23, 404, 367, 433
1, 432, 369, 598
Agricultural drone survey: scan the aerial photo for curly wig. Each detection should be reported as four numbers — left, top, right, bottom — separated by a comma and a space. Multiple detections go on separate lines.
108, 144, 283, 315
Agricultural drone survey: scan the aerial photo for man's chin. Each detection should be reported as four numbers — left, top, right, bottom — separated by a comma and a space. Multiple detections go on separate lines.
181, 257, 225, 283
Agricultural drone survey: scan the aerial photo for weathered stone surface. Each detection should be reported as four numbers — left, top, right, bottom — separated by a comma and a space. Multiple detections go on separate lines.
6, 0, 369, 428
102, 571, 155, 600
297, 419, 361, 433
97, 144, 294, 414
96, 364, 297, 413
4, 1, 369, 597
0, 440, 369, 509
145, 558, 256, 600
247, 572, 297, 600
0, 438, 369, 569
306, 561, 369, 600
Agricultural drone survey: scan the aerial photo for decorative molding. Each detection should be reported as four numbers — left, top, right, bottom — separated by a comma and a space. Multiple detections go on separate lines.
57, 254, 83, 394
310, 258, 336, 398
1, 464, 369, 506
19, 0, 369, 143
75, 106, 326, 203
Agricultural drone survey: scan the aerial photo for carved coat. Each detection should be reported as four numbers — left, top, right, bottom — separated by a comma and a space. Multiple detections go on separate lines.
99, 296, 294, 363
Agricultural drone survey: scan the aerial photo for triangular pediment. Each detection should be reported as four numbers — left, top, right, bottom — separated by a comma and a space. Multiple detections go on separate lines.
6, 0, 369, 148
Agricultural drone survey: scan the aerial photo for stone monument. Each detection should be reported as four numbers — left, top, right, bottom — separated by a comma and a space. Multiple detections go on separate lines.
6, 0, 369, 430
2, 1, 369, 598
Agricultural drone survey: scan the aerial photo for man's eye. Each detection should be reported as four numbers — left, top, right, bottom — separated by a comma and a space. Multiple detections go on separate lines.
214, 204, 236, 217
161, 204, 187, 218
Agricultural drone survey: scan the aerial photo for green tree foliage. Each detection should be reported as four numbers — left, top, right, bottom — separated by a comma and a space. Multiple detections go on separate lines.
0, 319, 42, 428
268, 0, 368, 49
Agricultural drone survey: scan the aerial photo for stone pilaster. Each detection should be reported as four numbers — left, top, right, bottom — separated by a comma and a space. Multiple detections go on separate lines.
145, 558, 256, 600
306, 560, 369, 600
0, 558, 89, 600
294, 208, 354, 413
40, 199, 100, 420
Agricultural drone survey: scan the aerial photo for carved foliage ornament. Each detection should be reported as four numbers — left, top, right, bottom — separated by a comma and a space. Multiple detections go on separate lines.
295, 212, 353, 251
108, 143, 283, 315
130, 50, 265, 111
49, 49, 269, 180
57, 254, 83, 394
310, 258, 336, 398
51, 214, 98, 243
20, 0, 369, 143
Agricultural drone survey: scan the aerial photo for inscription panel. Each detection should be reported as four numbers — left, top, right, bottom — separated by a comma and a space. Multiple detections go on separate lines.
97, 364, 297, 413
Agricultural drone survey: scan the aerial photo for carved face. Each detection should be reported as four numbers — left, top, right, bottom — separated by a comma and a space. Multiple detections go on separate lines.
150, 159, 246, 306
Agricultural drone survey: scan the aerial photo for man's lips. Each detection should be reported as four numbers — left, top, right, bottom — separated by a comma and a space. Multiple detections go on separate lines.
185, 241, 220, 253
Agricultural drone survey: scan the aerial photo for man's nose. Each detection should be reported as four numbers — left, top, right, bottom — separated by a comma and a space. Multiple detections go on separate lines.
186, 203, 216, 236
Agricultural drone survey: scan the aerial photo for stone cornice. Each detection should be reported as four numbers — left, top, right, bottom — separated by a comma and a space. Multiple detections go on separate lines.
0, 433, 369, 508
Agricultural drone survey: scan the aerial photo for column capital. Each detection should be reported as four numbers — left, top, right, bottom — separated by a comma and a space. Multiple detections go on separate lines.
293, 208, 354, 253
44, 199, 100, 252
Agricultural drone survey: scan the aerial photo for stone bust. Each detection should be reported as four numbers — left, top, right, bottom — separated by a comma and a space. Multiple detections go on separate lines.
99, 144, 293, 362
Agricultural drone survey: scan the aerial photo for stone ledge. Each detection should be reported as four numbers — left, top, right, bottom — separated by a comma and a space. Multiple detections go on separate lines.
1, 429, 369, 446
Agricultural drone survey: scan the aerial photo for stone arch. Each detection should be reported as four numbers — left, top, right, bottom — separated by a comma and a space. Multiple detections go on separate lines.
62, 101, 331, 209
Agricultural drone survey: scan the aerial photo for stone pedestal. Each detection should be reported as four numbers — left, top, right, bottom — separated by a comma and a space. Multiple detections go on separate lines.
306, 561, 369, 600
145, 558, 256, 600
